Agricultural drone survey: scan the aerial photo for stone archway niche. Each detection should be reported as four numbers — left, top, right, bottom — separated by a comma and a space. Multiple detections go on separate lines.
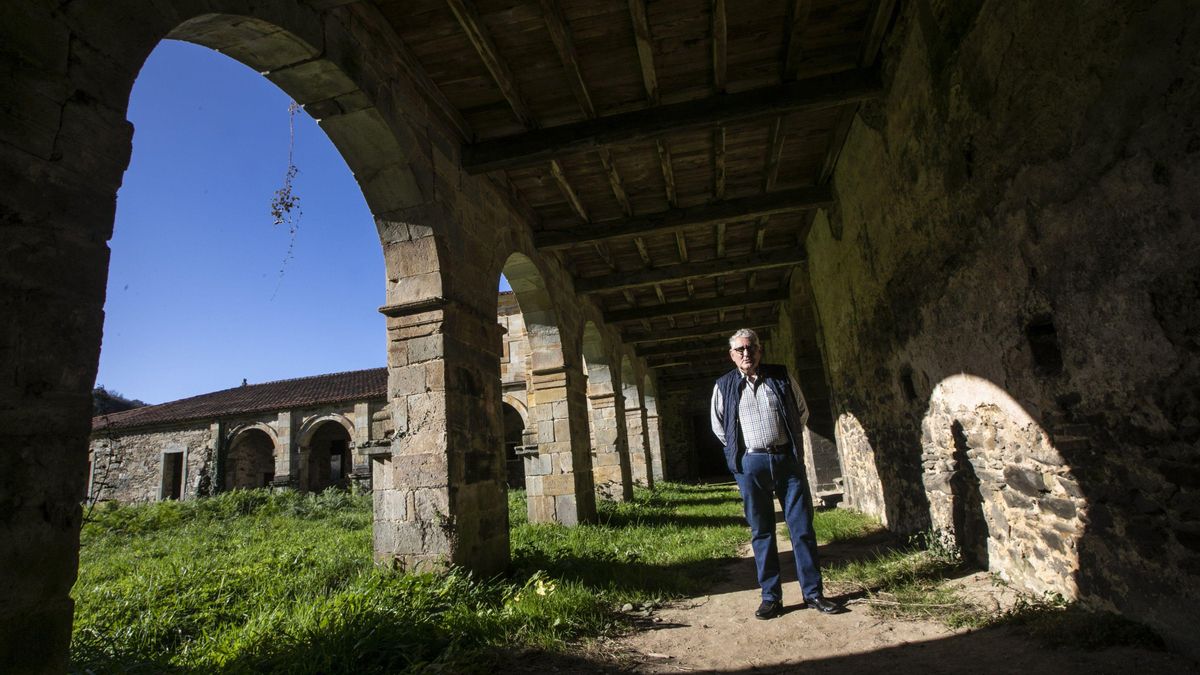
922, 374, 1084, 598
225, 427, 278, 490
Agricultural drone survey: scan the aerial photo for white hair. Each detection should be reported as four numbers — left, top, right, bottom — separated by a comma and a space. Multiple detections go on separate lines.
728, 328, 759, 348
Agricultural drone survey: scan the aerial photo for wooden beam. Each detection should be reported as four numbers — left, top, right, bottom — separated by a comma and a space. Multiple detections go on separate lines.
633, 237, 652, 265
637, 339, 723, 358
860, 0, 898, 67
713, 127, 726, 199
656, 139, 677, 206
549, 159, 589, 222
782, 0, 812, 81
535, 185, 831, 250
462, 67, 882, 173
540, 0, 596, 119
625, 318, 776, 344
309, 0, 363, 9
597, 148, 633, 216
605, 287, 789, 323
675, 231, 689, 262
764, 117, 786, 191
712, 0, 727, 93
627, 0, 660, 104
754, 216, 768, 251
716, 221, 726, 257
445, 0, 536, 128
576, 246, 806, 294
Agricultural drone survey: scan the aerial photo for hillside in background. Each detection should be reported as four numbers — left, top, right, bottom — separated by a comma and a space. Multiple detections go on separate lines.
93, 387, 147, 416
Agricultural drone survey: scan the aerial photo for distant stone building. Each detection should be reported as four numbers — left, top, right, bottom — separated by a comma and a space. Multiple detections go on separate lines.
88, 369, 390, 502
89, 291, 541, 502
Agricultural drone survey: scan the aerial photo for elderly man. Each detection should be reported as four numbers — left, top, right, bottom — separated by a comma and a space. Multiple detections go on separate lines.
711, 328, 842, 619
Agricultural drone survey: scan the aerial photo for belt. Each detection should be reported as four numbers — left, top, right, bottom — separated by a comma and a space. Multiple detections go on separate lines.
746, 444, 788, 454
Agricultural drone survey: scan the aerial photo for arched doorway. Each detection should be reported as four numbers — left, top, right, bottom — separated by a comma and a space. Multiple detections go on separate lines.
302, 420, 353, 493
225, 427, 277, 490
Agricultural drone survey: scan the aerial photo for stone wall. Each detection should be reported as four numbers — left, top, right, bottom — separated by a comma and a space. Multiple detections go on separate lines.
88, 426, 211, 503
806, 0, 1200, 655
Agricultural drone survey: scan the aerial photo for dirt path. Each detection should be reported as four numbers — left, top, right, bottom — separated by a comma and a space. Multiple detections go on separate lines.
615, 536, 1197, 674
503, 530, 1198, 674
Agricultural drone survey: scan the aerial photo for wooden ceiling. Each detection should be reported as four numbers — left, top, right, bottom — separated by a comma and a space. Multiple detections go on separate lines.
344, 0, 895, 384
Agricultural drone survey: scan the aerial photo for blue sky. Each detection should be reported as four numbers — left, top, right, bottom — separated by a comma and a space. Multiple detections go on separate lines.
97, 40, 507, 404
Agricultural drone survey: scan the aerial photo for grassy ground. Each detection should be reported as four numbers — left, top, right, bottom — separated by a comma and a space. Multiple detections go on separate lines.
73, 484, 1154, 672
76, 482, 867, 673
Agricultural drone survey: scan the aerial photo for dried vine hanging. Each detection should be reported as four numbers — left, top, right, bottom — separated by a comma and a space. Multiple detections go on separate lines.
269, 100, 303, 294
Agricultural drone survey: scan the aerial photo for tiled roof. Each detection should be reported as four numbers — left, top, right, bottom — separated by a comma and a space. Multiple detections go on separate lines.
92, 367, 387, 433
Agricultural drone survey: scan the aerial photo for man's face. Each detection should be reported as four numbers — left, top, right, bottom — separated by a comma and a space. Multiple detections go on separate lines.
729, 337, 761, 376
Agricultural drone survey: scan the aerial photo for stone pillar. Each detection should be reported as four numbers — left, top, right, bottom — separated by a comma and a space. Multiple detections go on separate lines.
209, 421, 225, 494
588, 391, 633, 501
645, 410, 666, 482
372, 298, 508, 575
625, 404, 654, 488
524, 364, 598, 525
275, 411, 297, 487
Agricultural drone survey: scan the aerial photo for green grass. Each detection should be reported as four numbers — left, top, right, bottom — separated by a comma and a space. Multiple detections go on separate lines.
72, 483, 761, 673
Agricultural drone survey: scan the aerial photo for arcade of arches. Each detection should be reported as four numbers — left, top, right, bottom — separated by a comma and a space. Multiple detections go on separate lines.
2, 0, 1198, 669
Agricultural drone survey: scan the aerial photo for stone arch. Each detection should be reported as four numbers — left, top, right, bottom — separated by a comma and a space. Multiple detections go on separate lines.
1, 3, 464, 660
620, 355, 653, 488
582, 321, 632, 501
502, 252, 596, 524
224, 426, 279, 490
922, 374, 1084, 599
298, 414, 355, 493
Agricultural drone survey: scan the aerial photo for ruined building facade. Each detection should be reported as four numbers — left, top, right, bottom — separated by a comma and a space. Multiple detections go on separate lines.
2, 0, 1198, 670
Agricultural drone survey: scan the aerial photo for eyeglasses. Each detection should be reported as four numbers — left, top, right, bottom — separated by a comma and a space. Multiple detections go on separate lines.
730, 345, 759, 354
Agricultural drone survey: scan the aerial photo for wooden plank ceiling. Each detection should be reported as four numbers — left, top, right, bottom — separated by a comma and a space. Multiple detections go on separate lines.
361, 0, 894, 386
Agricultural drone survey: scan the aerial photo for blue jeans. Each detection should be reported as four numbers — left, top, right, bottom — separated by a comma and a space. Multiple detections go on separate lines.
734, 452, 823, 602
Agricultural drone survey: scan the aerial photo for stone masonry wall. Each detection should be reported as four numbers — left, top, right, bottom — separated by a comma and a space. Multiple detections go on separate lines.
806, 0, 1200, 655
88, 426, 211, 503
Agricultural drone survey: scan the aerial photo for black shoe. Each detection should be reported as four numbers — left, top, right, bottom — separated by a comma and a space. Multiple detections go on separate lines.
805, 596, 845, 614
755, 599, 783, 620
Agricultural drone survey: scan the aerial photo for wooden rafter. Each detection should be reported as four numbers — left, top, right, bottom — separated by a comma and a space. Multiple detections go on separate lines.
576, 247, 806, 294
627, 0, 660, 104
819, 104, 857, 184
535, 185, 832, 250
764, 117, 786, 191
675, 231, 689, 262
782, 0, 812, 81
597, 148, 633, 216
462, 68, 882, 173
540, 0, 595, 119
712, 0, 727, 93
445, 0, 536, 129
625, 318, 776, 344
637, 339, 724, 358
713, 127, 726, 199
716, 221, 726, 258
656, 139, 678, 206
633, 237, 652, 265
604, 287, 788, 323
550, 159, 588, 222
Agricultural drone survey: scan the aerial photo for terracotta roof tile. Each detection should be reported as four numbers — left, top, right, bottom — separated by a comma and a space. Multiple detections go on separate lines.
92, 367, 387, 433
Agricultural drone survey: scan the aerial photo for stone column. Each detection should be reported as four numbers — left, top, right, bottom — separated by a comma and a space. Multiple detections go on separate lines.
645, 410, 666, 482
588, 391, 633, 501
372, 298, 508, 575
524, 364, 598, 525
625, 404, 654, 488
275, 411, 296, 487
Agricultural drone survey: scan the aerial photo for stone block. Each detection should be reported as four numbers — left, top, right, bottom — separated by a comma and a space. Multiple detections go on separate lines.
542, 472, 575, 495
413, 487, 450, 521
528, 494, 556, 523
404, 335, 444, 364
266, 58, 358, 106
555, 494, 579, 526
388, 272, 443, 304
388, 364, 427, 397
537, 419, 555, 443
383, 230, 440, 278
391, 452, 448, 488
374, 487, 409, 521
